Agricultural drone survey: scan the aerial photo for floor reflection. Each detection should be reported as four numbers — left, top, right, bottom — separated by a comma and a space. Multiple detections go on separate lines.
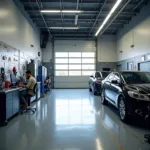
0, 89, 150, 150
54, 90, 97, 150
56, 99, 95, 125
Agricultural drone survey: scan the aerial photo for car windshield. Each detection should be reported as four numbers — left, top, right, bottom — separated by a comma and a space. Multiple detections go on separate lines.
101, 72, 109, 78
121, 72, 150, 84
95, 72, 101, 78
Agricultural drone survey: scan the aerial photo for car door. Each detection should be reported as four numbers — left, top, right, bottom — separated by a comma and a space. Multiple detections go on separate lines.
104, 73, 114, 100
109, 73, 122, 105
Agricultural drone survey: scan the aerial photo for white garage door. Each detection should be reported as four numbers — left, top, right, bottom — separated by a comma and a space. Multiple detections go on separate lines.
54, 40, 96, 88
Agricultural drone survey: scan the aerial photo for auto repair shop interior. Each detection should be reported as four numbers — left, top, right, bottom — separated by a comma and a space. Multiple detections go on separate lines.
0, 0, 150, 150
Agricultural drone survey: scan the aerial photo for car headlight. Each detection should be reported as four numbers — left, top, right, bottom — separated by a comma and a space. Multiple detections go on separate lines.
128, 91, 150, 101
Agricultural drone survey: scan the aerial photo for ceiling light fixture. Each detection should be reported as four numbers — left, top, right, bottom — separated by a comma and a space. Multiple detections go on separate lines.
40, 10, 82, 13
62, 10, 82, 13
40, 10, 61, 13
95, 0, 122, 36
49, 27, 80, 30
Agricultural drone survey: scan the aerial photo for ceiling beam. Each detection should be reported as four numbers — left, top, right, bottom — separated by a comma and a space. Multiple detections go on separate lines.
29, 13, 136, 18
32, 18, 130, 22
100, 0, 131, 36
53, 34, 90, 36
20, 0, 104, 4
36, 21, 124, 25
25, 9, 137, 15
131, 0, 145, 12
38, 26, 123, 30
88, 0, 107, 35
34, 0, 52, 37
20, 0, 141, 5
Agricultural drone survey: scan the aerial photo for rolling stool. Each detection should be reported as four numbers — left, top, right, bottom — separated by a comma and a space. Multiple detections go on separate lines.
20, 83, 37, 114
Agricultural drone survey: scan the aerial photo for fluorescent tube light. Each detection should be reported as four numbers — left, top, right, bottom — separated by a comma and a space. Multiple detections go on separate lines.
62, 10, 82, 13
49, 27, 79, 30
40, 10, 82, 13
95, 0, 122, 36
75, 15, 78, 25
40, 10, 61, 13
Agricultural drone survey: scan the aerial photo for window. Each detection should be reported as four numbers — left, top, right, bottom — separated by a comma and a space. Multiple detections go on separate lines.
114, 73, 121, 82
121, 72, 150, 84
55, 65, 68, 70
69, 65, 81, 70
69, 59, 81, 64
82, 59, 95, 64
55, 52, 95, 76
55, 52, 68, 57
69, 52, 81, 57
95, 72, 101, 78
56, 71, 68, 76
107, 73, 114, 82
82, 71, 94, 76
69, 71, 81, 76
55, 59, 68, 63
82, 52, 95, 58
82, 65, 95, 70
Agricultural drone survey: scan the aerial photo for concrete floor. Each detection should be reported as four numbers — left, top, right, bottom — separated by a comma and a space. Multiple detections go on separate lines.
0, 89, 150, 150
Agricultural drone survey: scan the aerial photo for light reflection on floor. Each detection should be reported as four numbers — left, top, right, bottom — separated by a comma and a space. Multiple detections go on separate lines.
56, 99, 95, 125
0, 89, 150, 150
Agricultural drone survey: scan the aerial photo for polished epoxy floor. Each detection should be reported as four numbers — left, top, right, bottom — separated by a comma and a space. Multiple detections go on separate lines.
0, 89, 150, 150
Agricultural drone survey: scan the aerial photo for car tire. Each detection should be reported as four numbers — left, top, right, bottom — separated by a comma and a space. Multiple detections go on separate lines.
94, 91, 97, 95
101, 89, 108, 105
89, 87, 92, 92
118, 96, 128, 122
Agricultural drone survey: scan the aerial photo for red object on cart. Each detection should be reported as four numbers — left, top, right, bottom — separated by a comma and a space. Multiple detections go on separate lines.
5, 80, 10, 88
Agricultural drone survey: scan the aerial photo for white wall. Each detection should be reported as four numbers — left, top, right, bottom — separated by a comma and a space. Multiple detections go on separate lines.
97, 35, 117, 62
54, 40, 96, 52
0, 0, 41, 60
117, 2, 150, 61
42, 41, 53, 62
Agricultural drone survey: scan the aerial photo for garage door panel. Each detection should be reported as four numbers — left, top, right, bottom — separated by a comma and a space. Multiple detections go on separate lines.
54, 40, 96, 88
55, 40, 96, 52
55, 83, 88, 88
54, 77, 89, 82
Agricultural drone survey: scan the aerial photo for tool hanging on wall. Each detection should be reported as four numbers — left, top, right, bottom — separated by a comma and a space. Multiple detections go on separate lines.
0, 67, 5, 90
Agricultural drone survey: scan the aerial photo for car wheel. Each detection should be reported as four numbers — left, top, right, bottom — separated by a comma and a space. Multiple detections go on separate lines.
89, 87, 92, 92
101, 89, 107, 105
94, 91, 97, 95
118, 97, 128, 122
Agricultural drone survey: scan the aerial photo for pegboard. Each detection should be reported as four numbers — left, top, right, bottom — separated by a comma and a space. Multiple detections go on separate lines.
20, 51, 33, 75
0, 41, 34, 79
0, 41, 19, 76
